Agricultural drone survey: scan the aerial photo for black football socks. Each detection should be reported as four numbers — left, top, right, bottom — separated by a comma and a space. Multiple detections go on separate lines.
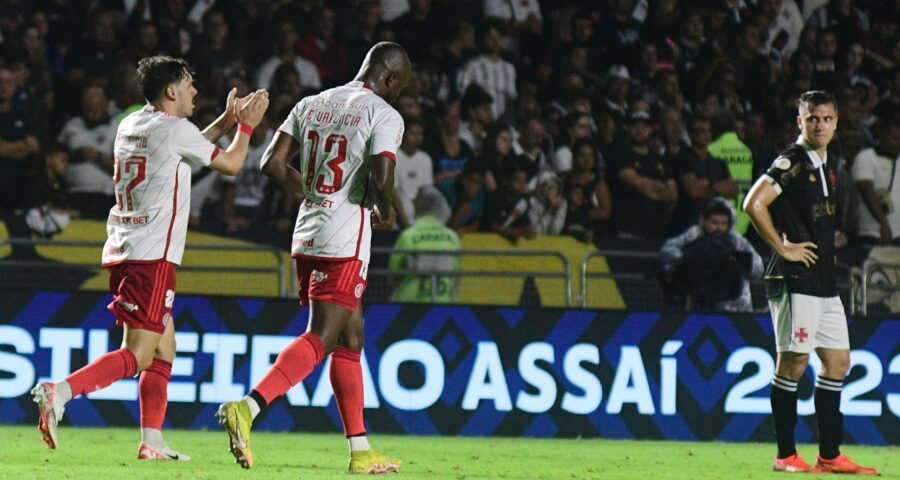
771, 375, 799, 458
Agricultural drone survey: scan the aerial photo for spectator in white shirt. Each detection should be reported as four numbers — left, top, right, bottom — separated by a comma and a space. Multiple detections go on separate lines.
394, 118, 434, 228
852, 121, 900, 246
457, 20, 517, 121
57, 84, 117, 217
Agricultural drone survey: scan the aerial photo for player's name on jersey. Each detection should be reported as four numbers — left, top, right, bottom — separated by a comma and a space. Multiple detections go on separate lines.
304, 108, 362, 127
302, 197, 335, 209
109, 213, 150, 225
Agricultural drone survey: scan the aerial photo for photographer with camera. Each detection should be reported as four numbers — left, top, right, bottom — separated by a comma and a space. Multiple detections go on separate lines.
660, 197, 763, 312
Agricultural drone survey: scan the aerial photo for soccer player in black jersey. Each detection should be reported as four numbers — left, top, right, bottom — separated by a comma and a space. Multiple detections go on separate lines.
743, 91, 877, 475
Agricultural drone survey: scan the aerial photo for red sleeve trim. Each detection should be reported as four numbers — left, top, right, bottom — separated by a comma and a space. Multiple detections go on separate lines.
376, 150, 397, 162
211, 146, 222, 161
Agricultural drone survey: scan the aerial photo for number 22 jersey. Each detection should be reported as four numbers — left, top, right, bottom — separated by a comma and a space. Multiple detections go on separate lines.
276, 81, 404, 263
102, 105, 219, 266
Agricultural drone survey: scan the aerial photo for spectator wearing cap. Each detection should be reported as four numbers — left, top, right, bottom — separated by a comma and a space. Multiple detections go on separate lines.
608, 110, 678, 242
394, 118, 434, 229
457, 19, 518, 121
707, 108, 754, 234
671, 115, 738, 234
459, 84, 495, 156
600, 65, 632, 121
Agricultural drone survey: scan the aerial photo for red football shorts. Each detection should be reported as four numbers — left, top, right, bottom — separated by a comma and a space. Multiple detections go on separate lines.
295, 257, 368, 311
106, 261, 177, 335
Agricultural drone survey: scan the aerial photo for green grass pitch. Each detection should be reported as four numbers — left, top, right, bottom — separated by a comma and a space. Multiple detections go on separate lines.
0, 424, 896, 479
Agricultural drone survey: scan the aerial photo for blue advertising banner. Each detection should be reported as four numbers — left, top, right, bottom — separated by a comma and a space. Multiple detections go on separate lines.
1, 290, 897, 445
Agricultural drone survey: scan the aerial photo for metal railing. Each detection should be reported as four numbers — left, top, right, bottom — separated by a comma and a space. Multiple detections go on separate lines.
367, 247, 573, 306
579, 249, 659, 308
853, 260, 900, 316
0, 238, 288, 296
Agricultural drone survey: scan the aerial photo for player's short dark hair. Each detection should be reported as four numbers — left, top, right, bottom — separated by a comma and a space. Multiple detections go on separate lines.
136, 55, 193, 103
799, 90, 838, 113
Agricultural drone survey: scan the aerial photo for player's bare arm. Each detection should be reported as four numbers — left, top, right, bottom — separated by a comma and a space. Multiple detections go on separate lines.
209, 89, 269, 175
744, 177, 818, 267
855, 179, 893, 244
259, 131, 305, 195
369, 154, 396, 230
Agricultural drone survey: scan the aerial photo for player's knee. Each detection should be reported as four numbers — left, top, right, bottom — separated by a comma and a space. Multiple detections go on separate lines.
341, 331, 364, 351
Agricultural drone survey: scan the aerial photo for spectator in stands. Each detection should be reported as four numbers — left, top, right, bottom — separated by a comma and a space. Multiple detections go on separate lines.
440, 160, 486, 235
187, 10, 242, 83
660, 198, 763, 312
480, 124, 515, 193
529, 171, 566, 235
389, 186, 461, 304
296, 5, 350, 88
482, 160, 536, 243
389, 0, 439, 63
512, 113, 552, 190
562, 178, 594, 244
708, 108, 754, 235
565, 139, 612, 236
852, 121, 900, 246
457, 20, 517, 121
427, 100, 474, 184
110, 63, 144, 123
254, 19, 321, 92
600, 65, 632, 121
56, 84, 116, 218
221, 118, 273, 235
439, 21, 477, 98
609, 110, 677, 242
671, 115, 738, 234
458, 84, 494, 156
0, 65, 40, 213
25, 146, 74, 237
553, 112, 593, 175
394, 118, 433, 229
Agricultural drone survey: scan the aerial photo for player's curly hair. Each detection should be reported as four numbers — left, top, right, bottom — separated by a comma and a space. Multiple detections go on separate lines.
136, 55, 194, 103
799, 90, 838, 113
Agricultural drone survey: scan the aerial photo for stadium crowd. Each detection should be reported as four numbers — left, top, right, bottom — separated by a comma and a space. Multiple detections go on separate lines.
0, 0, 897, 262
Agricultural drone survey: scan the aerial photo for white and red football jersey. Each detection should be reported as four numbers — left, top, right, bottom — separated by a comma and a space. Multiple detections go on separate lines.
102, 105, 219, 266
275, 81, 404, 262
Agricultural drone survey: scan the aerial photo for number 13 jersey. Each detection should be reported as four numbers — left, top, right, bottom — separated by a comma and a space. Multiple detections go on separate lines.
102, 105, 219, 266
277, 81, 404, 262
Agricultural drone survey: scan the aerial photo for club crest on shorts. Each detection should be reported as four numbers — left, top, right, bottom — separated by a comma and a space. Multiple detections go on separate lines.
162, 313, 172, 328
313, 270, 328, 282
794, 328, 808, 342
354, 283, 364, 298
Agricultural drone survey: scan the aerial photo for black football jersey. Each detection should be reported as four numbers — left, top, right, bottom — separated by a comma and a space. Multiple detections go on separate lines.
762, 142, 838, 297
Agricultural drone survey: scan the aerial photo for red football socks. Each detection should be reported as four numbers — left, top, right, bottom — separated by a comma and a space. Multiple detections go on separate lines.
139, 358, 172, 429
66, 349, 138, 397
330, 346, 366, 436
253, 332, 325, 404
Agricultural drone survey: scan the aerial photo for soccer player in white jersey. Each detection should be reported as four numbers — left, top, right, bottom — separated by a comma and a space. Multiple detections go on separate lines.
216, 42, 410, 474
31, 55, 269, 460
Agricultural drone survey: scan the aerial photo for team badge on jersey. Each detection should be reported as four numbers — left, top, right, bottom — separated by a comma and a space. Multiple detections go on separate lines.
773, 156, 791, 169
